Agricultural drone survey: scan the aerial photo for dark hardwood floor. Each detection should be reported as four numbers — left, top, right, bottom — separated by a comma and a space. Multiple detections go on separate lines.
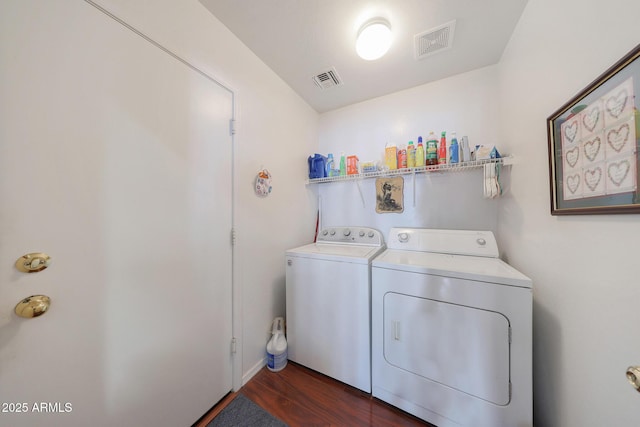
196, 361, 434, 427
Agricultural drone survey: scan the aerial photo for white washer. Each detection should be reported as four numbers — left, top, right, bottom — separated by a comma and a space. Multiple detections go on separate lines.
372, 228, 532, 427
285, 227, 385, 392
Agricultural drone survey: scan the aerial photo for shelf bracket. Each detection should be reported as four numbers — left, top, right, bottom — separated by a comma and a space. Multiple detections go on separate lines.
355, 179, 365, 208
412, 170, 416, 208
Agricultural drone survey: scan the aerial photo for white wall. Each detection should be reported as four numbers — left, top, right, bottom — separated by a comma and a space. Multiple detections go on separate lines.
318, 65, 503, 236
497, 0, 640, 426
92, 0, 319, 384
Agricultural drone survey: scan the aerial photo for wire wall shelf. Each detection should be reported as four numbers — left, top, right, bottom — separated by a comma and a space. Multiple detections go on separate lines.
306, 156, 513, 185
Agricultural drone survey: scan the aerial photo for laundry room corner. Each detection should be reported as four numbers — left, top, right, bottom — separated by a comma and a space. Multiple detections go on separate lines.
233, 95, 320, 383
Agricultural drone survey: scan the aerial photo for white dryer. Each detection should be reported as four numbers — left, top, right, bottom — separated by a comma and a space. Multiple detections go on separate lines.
371, 228, 532, 427
286, 227, 385, 393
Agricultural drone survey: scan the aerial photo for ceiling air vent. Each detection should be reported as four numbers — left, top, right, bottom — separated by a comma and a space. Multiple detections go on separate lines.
312, 67, 343, 90
414, 20, 456, 60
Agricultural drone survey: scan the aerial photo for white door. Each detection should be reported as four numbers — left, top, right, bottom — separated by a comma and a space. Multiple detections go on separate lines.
0, 1, 233, 426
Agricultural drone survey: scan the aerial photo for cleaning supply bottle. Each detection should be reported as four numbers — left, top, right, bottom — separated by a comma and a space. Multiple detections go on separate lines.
438, 131, 447, 165
415, 136, 425, 167
325, 153, 334, 177
449, 132, 459, 164
266, 317, 288, 372
407, 141, 416, 168
425, 132, 438, 166
339, 152, 346, 176
397, 144, 407, 169
406, 141, 416, 168
460, 136, 471, 163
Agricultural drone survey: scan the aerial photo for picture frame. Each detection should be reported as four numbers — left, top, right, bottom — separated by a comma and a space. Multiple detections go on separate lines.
547, 43, 640, 215
375, 176, 404, 213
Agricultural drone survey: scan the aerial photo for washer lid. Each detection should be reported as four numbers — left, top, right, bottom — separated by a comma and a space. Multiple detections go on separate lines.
286, 242, 385, 264
373, 249, 532, 288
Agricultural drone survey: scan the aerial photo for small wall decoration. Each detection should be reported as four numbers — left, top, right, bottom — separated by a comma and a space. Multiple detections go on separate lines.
254, 168, 272, 197
547, 43, 640, 214
375, 176, 404, 213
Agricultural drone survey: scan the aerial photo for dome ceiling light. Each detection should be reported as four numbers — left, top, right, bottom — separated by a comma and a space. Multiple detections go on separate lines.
356, 18, 392, 61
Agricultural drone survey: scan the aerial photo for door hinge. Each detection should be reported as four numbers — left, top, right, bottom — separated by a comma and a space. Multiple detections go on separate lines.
231, 337, 237, 354
231, 228, 236, 246
229, 119, 236, 136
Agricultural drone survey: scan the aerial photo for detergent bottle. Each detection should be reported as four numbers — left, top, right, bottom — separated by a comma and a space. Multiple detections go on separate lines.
438, 131, 447, 165
407, 141, 416, 168
415, 136, 425, 167
449, 132, 459, 164
397, 145, 407, 169
266, 317, 288, 372
425, 132, 438, 166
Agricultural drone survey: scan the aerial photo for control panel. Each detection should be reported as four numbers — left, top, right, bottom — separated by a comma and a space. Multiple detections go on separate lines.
316, 227, 384, 246
387, 228, 499, 257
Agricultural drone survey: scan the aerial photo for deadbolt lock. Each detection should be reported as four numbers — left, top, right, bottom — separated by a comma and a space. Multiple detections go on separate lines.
15, 253, 51, 273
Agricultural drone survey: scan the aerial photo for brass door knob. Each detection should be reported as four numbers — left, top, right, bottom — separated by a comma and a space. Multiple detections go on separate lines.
14, 295, 51, 318
15, 253, 51, 273
627, 366, 640, 392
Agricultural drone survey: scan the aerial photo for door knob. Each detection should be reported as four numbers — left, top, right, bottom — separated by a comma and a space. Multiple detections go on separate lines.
15, 253, 51, 273
14, 295, 51, 318
626, 366, 640, 392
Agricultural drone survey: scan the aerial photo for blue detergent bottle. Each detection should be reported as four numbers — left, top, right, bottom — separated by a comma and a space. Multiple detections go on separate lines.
308, 154, 327, 179
449, 132, 459, 164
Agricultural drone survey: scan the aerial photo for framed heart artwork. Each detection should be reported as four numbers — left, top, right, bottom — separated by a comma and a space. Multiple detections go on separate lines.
547, 43, 640, 214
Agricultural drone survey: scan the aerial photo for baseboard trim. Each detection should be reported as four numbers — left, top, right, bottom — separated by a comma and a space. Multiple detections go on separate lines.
242, 357, 266, 386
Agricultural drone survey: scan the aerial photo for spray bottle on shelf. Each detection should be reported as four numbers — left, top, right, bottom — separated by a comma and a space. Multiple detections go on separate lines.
325, 153, 334, 177
425, 132, 438, 166
407, 141, 416, 168
415, 136, 425, 167
449, 132, 459, 164
339, 152, 346, 176
438, 131, 447, 165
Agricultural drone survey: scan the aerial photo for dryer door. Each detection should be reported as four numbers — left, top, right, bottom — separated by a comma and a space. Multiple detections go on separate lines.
384, 292, 511, 405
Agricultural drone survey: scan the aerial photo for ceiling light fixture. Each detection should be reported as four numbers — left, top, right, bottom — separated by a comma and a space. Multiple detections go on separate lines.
356, 18, 392, 61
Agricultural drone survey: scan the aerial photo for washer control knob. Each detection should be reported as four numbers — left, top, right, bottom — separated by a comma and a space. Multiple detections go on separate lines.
398, 232, 409, 243
368, 231, 375, 238
359, 231, 365, 237
322, 230, 328, 236
343, 229, 351, 237
330, 229, 336, 236
477, 238, 486, 246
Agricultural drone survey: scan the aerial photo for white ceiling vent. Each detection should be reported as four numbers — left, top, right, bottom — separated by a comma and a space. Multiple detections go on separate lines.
414, 20, 456, 60
312, 67, 343, 90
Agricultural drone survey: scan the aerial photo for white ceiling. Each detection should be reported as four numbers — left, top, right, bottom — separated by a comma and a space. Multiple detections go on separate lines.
199, 0, 528, 113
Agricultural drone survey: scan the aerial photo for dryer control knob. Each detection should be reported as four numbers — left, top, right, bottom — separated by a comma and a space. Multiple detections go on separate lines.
359, 231, 365, 237
398, 232, 409, 242
330, 229, 336, 236
322, 230, 328, 236
368, 231, 374, 238
343, 229, 351, 236
477, 238, 486, 246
